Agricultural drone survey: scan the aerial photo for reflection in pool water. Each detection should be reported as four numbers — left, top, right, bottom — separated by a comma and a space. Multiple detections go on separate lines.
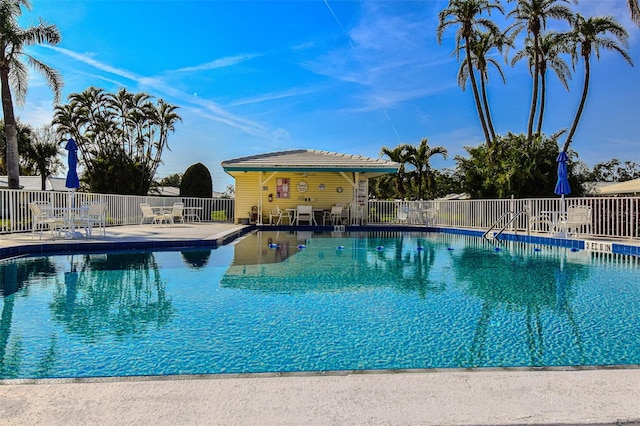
0, 231, 639, 379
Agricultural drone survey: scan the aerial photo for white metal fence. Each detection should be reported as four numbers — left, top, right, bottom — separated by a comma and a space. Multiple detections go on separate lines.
2, 188, 638, 241
0, 189, 235, 234
367, 197, 640, 240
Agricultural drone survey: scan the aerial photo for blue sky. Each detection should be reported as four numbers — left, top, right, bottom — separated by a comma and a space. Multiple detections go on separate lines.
19, 0, 640, 191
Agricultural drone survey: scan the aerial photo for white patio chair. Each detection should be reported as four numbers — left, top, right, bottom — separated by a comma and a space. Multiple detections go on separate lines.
396, 205, 408, 223
525, 205, 553, 234
296, 205, 315, 225
351, 204, 365, 225
268, 206, 284, 225
168, 202, 184, 224
80, 203, 108, 238
425, 208, 439, 226
325, 205, 344, 225
140, 203, 167, 225
29, 202, 65, 239
559, 206, 592, 237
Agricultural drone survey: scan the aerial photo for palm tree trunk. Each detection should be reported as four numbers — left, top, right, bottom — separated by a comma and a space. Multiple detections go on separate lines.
536, 69, 546, 135
563, 56, 590, 152
480, 76, 497, 140
527, 47, 540, 143
527, 35, 541, 143
0, 65, 20, 189
465, 38, 492, 146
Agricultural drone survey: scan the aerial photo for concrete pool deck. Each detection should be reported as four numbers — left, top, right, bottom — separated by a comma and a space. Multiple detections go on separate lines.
1, 223, 640, 425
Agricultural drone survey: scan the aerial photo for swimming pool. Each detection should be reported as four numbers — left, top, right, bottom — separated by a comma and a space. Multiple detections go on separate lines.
1, 230, 639, 380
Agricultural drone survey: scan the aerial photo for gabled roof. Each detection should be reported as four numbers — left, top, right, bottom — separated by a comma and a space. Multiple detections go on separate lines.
0, 176, 67, 191
221, 149, 399, 174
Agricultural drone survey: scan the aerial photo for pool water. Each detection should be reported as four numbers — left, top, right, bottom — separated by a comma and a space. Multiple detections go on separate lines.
1, 231, 639, 379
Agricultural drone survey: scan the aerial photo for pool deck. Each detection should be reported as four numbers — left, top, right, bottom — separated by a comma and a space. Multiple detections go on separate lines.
1, 223, 640, 425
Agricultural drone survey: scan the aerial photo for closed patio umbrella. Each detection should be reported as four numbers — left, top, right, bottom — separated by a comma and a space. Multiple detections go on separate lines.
64, 138, 81, 237
554, 151, 571, 209
65, 138, 80, 191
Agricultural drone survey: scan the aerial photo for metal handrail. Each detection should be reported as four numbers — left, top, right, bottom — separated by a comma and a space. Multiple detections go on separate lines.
483, 210, 528, 241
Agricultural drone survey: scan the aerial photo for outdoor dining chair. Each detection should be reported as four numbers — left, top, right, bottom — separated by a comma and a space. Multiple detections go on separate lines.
80, 203, 108, 237
323, 205, 344, 225
167, 202, 184, 224
296, 205, 315, 225
29, 202, 65, 239
559, 206, 592, 237
268, 206, 285, 225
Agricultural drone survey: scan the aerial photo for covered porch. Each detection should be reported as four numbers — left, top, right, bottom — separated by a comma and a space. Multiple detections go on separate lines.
221, 149, 399, 225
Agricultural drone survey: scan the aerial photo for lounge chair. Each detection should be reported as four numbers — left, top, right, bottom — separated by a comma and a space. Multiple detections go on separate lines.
140, 203, 168, 225
29, 202, 65, 239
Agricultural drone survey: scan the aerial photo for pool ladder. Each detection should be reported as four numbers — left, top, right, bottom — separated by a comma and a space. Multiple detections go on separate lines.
483, 210, 527, 241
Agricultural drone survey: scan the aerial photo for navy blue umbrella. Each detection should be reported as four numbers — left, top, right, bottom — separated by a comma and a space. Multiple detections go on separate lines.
554, 151, 571, 229
554, 151, 571, 198
65, 138, 80, 189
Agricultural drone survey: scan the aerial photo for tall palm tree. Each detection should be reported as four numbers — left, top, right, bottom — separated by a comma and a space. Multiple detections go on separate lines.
0, 0, 62, 189
406, 138, 448, 200
380, 144, 412, 200
511, 31, 571, 135
562, 14, 633, 152
457, 30, 509, 141
629, 0, 640, 27
507, 0, 573, 143
437, 0, 504, 147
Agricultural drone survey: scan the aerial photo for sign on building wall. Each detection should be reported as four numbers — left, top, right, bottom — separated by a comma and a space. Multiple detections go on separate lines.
276, 178, 290, 199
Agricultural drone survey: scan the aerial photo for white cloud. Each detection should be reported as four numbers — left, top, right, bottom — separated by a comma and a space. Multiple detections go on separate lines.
170, 54, 260, 73
40, 45, 286, 141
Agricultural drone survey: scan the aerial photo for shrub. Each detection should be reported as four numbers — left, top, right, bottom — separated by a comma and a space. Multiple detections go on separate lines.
180, 163, 212, 198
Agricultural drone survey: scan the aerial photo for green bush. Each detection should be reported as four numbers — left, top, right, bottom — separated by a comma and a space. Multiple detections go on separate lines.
180, 163, 212, 198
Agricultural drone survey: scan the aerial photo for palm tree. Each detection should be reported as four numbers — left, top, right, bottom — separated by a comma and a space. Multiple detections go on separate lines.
507, 0, 573, 142
21, 124, 62, 190
380, 144, 412, 199
562, 14, 633, 152
511, 31, 571, 135
0, 0, 62, 189
629, 0, 640, 26
406, 138, 448, 200
457, 30, 509, 141
437, 0, 504, 147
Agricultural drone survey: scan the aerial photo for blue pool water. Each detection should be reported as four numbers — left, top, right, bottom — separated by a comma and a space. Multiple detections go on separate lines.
1, 231, 639, 379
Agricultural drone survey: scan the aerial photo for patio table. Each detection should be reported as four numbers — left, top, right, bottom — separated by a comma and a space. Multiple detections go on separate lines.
183, 206, 203, 222
53, 206, 89, 239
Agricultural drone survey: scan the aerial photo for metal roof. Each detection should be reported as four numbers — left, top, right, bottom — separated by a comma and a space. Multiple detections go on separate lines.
221, 149, 399, 173
595, 178, 640, 195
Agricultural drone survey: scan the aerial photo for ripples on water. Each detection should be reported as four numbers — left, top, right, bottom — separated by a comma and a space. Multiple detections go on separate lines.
0, 231, 638, 379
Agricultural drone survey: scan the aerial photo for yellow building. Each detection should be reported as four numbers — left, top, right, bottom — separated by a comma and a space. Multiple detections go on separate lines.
221, 149, 399, 225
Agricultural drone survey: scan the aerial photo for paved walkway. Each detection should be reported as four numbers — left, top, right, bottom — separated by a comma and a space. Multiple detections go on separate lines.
1, 224, 640, 425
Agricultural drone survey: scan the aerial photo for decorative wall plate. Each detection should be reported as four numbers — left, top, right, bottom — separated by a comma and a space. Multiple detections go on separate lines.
318, 184, 326, 191
297, 181, 309, 193
336, 186, 343, 193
